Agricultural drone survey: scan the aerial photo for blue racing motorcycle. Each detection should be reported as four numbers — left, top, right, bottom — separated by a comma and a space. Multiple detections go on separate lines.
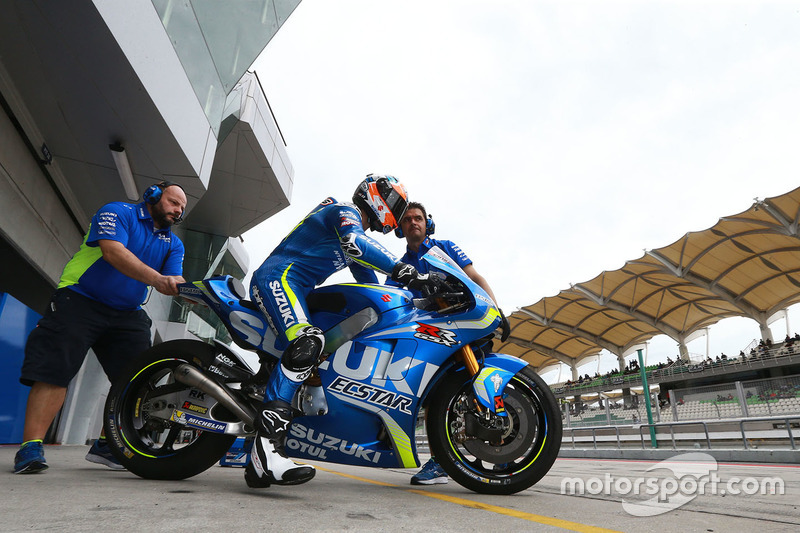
103, 247, 561, 495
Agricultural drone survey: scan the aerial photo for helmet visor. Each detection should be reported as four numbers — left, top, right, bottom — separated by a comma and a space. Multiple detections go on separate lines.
378, 179, 408, 227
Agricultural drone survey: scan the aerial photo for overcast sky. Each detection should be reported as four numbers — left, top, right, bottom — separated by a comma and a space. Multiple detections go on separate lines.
247, 1, 800, 380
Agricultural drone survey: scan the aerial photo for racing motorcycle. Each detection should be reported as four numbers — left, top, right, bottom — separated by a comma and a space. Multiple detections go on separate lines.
103, 247, 562, 495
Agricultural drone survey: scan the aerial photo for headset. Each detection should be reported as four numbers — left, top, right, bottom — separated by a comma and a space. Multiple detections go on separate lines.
143, 180, 185, 224
395, 213, 435, 238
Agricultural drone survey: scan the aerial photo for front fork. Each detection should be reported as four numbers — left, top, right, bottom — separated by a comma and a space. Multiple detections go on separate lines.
458, 344, 481, 376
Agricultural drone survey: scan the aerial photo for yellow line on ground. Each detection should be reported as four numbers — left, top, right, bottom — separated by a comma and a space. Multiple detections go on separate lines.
315, 466, 621, 533
314, 465, 398, 487
408, 490, 622, 533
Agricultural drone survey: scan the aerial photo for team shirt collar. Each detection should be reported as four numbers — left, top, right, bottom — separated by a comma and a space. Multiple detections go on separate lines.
407, 237, 433, 257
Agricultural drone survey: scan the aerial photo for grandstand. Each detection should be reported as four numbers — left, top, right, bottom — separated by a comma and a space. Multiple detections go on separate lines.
560, 363, 800, 428
492, 186, 800, 457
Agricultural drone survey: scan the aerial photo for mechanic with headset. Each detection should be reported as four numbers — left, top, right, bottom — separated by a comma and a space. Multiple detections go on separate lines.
244, 174, 439, 489
388, 200, 510, 486
14, 181, 187, 475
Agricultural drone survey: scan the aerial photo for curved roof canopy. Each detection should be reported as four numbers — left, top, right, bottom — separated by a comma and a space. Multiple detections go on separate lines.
497, 186, 800, 373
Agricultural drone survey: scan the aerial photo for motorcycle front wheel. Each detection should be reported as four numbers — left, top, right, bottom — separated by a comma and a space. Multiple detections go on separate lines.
104, 340, 238, 480
426, 365, 562, 495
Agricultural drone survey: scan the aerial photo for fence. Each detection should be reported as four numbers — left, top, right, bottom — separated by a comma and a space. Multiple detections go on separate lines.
563, 373, 800, 428
562, 415, 800, 452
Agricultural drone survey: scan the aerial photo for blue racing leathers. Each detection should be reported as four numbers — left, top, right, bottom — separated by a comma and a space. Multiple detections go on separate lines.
250, 197, 400, 404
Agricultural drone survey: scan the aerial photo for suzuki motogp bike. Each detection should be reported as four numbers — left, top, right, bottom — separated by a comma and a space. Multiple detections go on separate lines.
103, 247, 562, 495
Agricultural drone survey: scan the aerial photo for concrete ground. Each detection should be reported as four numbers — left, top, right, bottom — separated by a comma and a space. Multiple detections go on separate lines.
2, 444, 799, 532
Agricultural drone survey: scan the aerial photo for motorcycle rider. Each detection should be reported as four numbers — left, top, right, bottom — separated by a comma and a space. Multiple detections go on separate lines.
245, 174, 439, 488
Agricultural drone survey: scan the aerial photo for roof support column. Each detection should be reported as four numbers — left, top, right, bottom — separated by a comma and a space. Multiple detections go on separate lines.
759, 322, 774, 343
616, 353, 626, 373
678, 341, 689, 361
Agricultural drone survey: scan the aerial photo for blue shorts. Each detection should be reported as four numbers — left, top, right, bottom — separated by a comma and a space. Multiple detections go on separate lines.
20, 288, 152, 387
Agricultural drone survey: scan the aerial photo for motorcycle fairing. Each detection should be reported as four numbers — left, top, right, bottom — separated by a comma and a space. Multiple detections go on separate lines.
178, 279, 281, 357
285, 300, 509, 467
288, 334, 438, 468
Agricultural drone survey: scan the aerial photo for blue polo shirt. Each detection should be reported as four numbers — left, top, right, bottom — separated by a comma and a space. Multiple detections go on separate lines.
58, 202, 184, 310
399, 237, 471, 272
385, 237, 472, 290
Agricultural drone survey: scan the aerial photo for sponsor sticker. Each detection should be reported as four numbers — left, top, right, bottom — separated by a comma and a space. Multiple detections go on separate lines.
182, 401, 209, 415
414, 323, 459, 347
329, 376, 413, 414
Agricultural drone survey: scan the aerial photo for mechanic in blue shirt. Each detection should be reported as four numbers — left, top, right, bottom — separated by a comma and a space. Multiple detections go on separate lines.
14, 181, 187, 475
245, 174, 438, 489
387, 201, 498, 303
389, 201, 509, 486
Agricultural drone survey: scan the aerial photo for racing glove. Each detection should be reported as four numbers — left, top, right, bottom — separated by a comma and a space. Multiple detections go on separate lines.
391, 263, 440, 295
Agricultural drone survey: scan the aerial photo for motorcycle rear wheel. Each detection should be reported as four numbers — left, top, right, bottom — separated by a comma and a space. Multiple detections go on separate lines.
104, 340, 238, 480
426, 365, 562, 495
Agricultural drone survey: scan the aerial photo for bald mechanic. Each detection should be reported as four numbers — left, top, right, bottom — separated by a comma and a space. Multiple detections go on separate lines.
14, 181, 187, 474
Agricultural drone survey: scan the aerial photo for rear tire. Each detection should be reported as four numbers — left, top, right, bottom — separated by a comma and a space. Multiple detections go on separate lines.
104, 340, 237, 480
426, 365, 562, 495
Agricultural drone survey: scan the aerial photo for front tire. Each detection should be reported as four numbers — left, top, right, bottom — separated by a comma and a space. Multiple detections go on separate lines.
104, 340, 238, 480
427, 365, 562, 495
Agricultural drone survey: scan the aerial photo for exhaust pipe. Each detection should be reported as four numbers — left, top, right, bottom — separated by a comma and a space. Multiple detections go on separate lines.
174, 363, 255, 427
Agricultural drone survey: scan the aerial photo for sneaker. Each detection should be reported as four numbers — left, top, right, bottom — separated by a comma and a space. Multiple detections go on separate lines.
85, 439, 125, 470
14, 441, 48, 474
411, 458, 448, 485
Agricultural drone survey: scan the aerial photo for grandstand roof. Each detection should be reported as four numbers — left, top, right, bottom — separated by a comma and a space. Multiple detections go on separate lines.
497, 186, 800, 373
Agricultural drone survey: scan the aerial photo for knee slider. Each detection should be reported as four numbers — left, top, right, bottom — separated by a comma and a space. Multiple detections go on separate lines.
283, 326, 325, 372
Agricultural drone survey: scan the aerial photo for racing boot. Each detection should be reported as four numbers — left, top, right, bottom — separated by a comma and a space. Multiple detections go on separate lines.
244, 401, 315, 488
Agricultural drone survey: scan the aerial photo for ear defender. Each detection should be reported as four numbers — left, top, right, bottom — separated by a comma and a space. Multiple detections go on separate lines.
142, 181, 184, 224
425, 215, 435, 236
143, 181, 167, 205
143, 181, 179, 205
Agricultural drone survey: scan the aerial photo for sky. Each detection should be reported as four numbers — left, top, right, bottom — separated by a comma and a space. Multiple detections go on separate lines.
246, 1, 800, 381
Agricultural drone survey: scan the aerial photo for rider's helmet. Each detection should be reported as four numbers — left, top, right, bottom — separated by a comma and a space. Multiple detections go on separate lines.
352, 174, 409, 234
